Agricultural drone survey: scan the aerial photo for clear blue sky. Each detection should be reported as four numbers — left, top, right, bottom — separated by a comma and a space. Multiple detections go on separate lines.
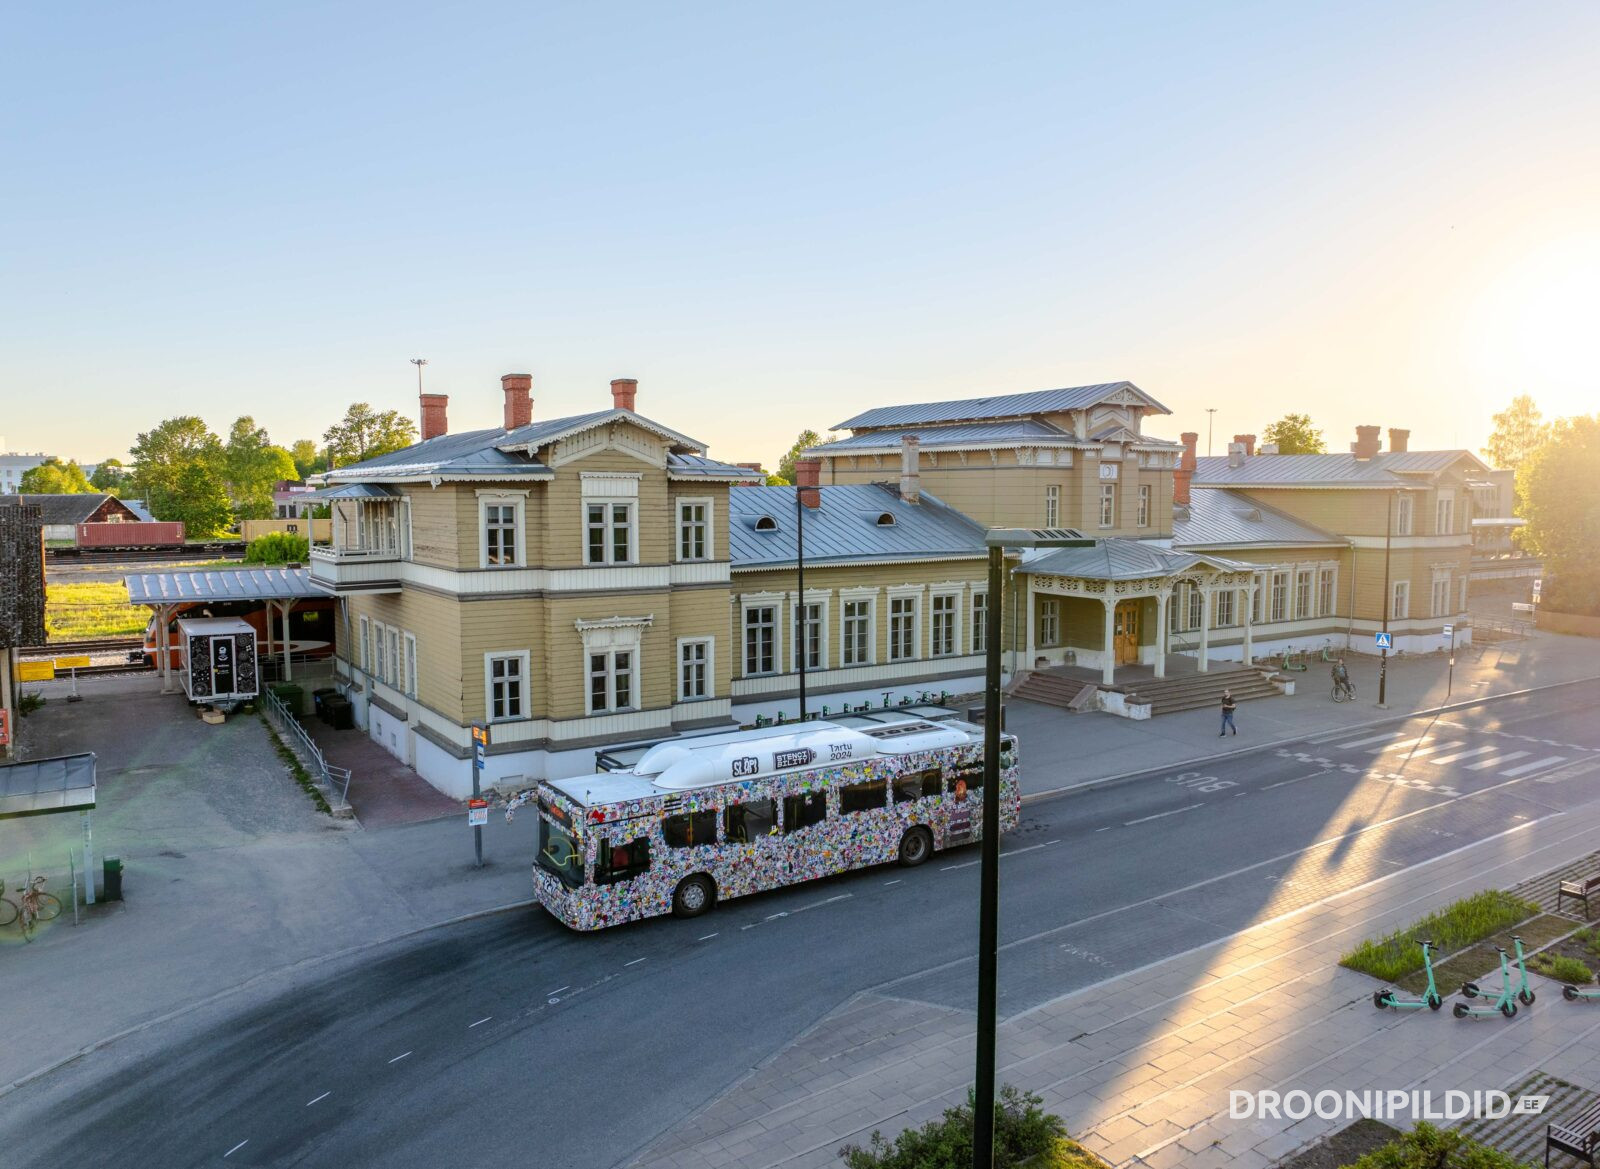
5, 1, 1597, 468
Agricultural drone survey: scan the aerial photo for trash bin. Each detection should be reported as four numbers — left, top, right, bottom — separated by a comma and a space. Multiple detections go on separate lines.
312, 687, 338, 722
271, 682, 305, 717
325, 695, 355, 730
103, 857, 123, 901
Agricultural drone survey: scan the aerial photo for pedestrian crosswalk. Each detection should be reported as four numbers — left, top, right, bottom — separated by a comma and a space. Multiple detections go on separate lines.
1301, 727, 1572, 782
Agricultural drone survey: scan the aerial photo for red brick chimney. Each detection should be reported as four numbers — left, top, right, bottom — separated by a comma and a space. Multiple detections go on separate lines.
611, 378, 638, 412
794, 458, 822, 508
1179, 431, 1198, 471
1233, 433, 1256, 457
1388, 428, 1410, 454
732, 461, 765, 487
899, 435, 921, 505
501, 374, 532, 430
1173, 467, 1192, 506
420, 393, 449, 441
1352, 425, 1382, 460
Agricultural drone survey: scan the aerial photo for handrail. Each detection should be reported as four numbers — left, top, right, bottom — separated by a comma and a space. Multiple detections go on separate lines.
260, 686, 351, 812
309, 544, 401, 561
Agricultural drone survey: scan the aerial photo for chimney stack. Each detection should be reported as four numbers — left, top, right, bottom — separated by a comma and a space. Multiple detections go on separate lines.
1173, 467, 1192, 507
1179, 431, 1198, 471
1388, 428, 1410, 454
420, 393, 449, 441
1227, 441, 1246, 469
899, 434, 921, 505
794, 458, 822, 509
611, 378, 638, 412
1233, 433, 1256, 457
501, 373, 532, 431
732, 461, 764, 487
1352, 425, 1382, 460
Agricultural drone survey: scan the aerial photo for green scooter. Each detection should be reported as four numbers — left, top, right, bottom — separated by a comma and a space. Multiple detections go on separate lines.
1453, 947, 1519, 1018
1374, 939, 1444, 1011
1462, 935, 1535, 1006
1562, 977, 1600, 1002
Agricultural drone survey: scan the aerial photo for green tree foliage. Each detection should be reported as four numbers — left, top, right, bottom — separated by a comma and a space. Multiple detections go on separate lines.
224, 416, 297, 520
1349, 1122, 1527, 1168
1481, 393, 1550, 471
839, 1085, 1079, 1169
322, 403, 417, 467
130, 416, 227, 527
89, 458, 129, 492
19, 457, 94, 494
1519, 414, 1600, 616
773, 429, 823, 485
244, 531, 311, 564
289, 439, 327, 479
1260, 413, 1326, 455
170, 460, 235, 537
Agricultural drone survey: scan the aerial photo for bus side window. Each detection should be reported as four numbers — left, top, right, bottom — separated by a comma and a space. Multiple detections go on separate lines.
893, 768, 942, 803
663, 810, 718, 848
949, 763, 984, 793
840, 778, 888, 814
783, 791, 826, 834
595, 836, 650, 884
724, 799, 777, 842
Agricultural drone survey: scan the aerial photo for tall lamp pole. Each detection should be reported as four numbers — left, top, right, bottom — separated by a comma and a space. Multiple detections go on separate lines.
795, 484, 807, 721
1206, 408, 1217, 457
410, 357, 428, 395
1378, 489, 1393, 709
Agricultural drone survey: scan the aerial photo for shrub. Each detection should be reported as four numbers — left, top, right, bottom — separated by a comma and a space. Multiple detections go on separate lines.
1341, 891, 1540, 983
839, 1085, 1091, 1169
245, 532, 311, 565
1574, 928, 1600, 961
1348, 1121, 1530, 1168
1530, 953, 1594, 984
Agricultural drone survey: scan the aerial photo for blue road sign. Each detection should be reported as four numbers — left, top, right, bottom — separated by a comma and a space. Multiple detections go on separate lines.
1374, 631, 1393, 649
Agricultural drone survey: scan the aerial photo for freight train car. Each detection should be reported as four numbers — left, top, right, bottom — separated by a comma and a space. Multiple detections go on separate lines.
143, 596, 337, 670
76, 521, 187, 549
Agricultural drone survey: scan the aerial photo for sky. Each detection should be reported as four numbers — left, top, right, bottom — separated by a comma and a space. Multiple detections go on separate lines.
4, 1, 1598, 468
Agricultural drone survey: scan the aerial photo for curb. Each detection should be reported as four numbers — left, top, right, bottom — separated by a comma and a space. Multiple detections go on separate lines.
1020, 673, 1600, 806
0, 896, 538, 1102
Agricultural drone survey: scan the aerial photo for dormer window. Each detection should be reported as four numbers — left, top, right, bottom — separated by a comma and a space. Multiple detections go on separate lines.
754, 515, 778, 531
875, 513, 896, 527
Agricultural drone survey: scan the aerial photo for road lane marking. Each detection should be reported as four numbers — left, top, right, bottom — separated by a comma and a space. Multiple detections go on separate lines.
1501, 756, 1567, 776
225, 1140, 248, 1157
545, 986, 569, 996
698, 932, 719, 940
1466, 751, 1528, 770
624, 957, 647, 967
1332, 731, 1408, 749
883, 879, 902, 886
306, 1092, 330, 1106
1094, 825, 1113, 832
1263, 771, 1329, 790
791, 894, 853, 914
941, 843, 1053, 870
469, 1017, 492, 1028
389, 1051, 412, 1064
1367, 736, 1429, 754
1124, 804, 1203, 826
1427, 745, 1499, 765
1386, 740, 1465, 760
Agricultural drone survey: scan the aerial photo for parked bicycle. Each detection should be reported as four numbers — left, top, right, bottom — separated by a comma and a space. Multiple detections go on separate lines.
1, 876, 62, 941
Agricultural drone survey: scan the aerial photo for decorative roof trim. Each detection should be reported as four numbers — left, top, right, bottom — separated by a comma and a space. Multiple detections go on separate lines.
497, 409, 706, 458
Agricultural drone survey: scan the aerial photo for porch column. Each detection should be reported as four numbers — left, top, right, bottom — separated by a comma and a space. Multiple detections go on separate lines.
1100, 597, 1116, 686
1197, 587, 1211, 673
158, 604, 177, 694
1153, 590, 1170, 679
1023, 577, 1036, 669
280, 600, 294, 682
1242, 585, 1256, 665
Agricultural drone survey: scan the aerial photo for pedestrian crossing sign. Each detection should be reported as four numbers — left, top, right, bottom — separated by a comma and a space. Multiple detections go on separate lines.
1374, 632, 1393, 649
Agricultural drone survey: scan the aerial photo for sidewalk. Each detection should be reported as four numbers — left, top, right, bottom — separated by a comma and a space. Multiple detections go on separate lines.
629, 762, 1600, 1169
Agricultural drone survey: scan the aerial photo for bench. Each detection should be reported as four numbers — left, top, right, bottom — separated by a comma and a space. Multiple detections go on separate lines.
1547, 1097, 1600, 1167
1557, 875, 1600, 919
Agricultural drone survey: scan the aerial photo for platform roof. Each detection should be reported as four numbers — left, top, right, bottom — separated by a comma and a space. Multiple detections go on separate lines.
124, 567, 331, 605
0, 752, 96, 819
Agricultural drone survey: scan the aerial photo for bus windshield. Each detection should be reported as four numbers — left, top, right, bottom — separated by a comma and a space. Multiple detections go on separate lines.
538, 816, 585, 888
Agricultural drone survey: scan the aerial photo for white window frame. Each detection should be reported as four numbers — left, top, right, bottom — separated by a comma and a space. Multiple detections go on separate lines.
1392, 580, 1410, 621
1099, 483, 1117, 528
359, 615, 371, 672
374, 621, 388, 681
971, 590, 988, 654
1044, 485, 1060, 528
584, 500, 637, 566
929, 592, 960, 658
743, 602, 779, 676
477, 491, 527, 569
386, 626, 400, 687
581, 474, 641, 566
1294, 569, 1313, 620
587, 648, 635, 714
888, 593, 921, 661
1317, 566, 1337, 617
840, 594, 875, 667
677, 637, 712, 702
1137, 484, 1151, 528
1214, 588, 1236, 628
1394, 495, 1413, 536
790, 595, 826, 671
1435, 495, 1454, 536
1251, 574, 1263, 624
1269, 571, 1289, 623
484, 650, 531, 723
1039, 598, 1059, 646
1431, 572, 1452, 618
1187, 585, 1204, 631
677, 498, 713, 562
403, 632, 418, 699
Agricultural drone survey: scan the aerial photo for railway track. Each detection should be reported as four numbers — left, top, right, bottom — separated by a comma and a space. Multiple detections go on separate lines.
45, 541, 247, 565
19, 637, 145, 658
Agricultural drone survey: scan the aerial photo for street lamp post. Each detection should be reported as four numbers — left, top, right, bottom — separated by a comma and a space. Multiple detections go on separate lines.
974, 528, 1094, 1169
410, 357, 428, 394
1206, 408, 1217, 457
1378, 489, 1393, 709
795, 485, 807, 721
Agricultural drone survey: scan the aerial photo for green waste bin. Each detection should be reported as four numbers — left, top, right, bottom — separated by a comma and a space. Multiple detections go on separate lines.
104, 857, 123, 901
271, 682, 305, 717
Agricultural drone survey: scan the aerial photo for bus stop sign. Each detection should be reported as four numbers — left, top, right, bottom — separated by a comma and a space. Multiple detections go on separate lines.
467, 797, 489, 828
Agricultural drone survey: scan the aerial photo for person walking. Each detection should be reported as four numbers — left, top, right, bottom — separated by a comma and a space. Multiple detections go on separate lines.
1220, 690, 1238, 736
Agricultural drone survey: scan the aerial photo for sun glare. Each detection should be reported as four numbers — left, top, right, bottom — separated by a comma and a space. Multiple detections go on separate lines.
1472, 235, 1600, 419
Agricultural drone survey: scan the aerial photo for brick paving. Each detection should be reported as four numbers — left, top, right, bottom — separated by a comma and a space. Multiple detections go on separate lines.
631, 763, 1600, 1169
305, 719, 460, 827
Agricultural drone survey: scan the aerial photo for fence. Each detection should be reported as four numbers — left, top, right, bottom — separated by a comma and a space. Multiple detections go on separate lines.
260, 686, 352, 811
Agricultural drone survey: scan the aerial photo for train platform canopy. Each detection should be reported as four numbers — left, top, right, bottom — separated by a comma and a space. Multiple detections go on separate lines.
125, 567, 331, 604
0, 752, 96, 819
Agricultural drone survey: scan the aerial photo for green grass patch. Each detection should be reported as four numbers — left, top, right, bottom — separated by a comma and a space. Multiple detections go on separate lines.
1346, 1122, 1532, 1167
1530, 952, 1594, 983
1341, 890, 1540, 983
1405, 913, 1573, 995
44, 580, 149, 640
258, 714, 332, 815
1574, 928, 1600, 960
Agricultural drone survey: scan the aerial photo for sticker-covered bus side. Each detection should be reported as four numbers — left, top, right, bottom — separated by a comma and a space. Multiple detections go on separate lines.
533, 740, 1019, 931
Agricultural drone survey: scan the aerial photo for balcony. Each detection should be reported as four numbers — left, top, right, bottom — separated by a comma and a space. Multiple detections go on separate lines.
308, 544, 404, 593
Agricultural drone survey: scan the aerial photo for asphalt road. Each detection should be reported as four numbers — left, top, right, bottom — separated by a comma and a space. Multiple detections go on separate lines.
9, 682, 1600, 1169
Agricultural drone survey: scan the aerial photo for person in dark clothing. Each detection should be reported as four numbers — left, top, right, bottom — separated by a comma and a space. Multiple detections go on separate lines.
1220, 690, 1237, 736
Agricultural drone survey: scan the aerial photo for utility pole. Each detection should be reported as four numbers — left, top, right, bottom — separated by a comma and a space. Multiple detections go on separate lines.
795, 485, 807, 721
1206, 408, 1217, 457
410, 357, 428, 396
1378, 489, 1393, 709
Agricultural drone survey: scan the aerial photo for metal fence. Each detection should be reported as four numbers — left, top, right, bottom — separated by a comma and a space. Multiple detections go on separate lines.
260, 686, 352, 811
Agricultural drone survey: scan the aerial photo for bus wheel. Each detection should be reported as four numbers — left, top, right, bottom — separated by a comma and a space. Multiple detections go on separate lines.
897, 827, 933, 867
672, 874, 715, 918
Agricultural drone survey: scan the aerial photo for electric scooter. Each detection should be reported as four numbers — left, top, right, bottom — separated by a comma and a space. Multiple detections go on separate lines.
1462, 935, 1535, 1006
1562, 976, 1600, 1002
1453, 947, 1519, 1018
1374, 939, 1444, 1011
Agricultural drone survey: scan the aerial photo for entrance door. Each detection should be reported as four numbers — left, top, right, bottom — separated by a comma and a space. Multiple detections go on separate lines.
1113, 601, 1141, 666
212, 636, 236, 695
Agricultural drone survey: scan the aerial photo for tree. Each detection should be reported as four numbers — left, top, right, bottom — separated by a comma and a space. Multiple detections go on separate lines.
1260, 413, 1326, 455
1482, 394, 1550, 471
773, 429, 823, 485
1518, 414, 1600, 615
168, 460, 235, 538
322, 403, 417, 466
89, 458, 129, 492
129, 416, 226, 526
224, 416, 297, 520
19, 457, 93, 494
289, 439, 326, 480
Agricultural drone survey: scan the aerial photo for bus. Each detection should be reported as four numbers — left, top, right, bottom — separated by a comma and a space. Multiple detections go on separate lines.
529, 711, 1019, 931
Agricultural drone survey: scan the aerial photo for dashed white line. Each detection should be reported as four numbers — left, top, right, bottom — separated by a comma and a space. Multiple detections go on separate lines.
941, 842, 1053, 870
698, 932, 719, 940
546, 986, 569, 996
1124, 804, 1204, 826
1095, 825, 1114, 832
469, 1017, 492, 1028
1044, 839, 1061, 845
624, 957, 647, 967
883, 879, 903, 886
388, 1051, 412, 1064
306, 1091, 330, 1106
225, 1140, 249, 1157
1264, 771, 1330, 791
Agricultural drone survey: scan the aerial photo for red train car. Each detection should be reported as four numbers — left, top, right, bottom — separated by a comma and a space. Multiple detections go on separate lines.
77, 521, 187, 548
143, 597, 338, 670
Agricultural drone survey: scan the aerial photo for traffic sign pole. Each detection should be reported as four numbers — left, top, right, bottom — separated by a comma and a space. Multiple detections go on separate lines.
1444, 623, 1456, 699
471, 723, 488, 868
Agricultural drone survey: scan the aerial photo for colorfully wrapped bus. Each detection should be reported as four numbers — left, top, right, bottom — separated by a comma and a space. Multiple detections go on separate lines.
529, 712, 1019, 931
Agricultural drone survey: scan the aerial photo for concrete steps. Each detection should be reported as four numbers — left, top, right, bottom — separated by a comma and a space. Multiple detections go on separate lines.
1012, 671, 1098, 711
1112, 666, 1280, 716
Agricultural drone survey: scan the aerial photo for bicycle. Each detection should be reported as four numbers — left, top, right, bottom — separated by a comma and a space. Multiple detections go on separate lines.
6, 876, 62, 941
1331, 680, 1357, 703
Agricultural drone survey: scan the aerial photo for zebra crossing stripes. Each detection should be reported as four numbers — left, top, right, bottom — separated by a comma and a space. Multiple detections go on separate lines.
1499, 755, 1568, 777
1426, 744, 1500, 765
1311, 731, 1572, 781
1464, 749, 1528, 770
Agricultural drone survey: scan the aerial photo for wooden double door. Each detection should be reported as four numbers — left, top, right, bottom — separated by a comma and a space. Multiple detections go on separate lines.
1113, 600, 1142, 666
